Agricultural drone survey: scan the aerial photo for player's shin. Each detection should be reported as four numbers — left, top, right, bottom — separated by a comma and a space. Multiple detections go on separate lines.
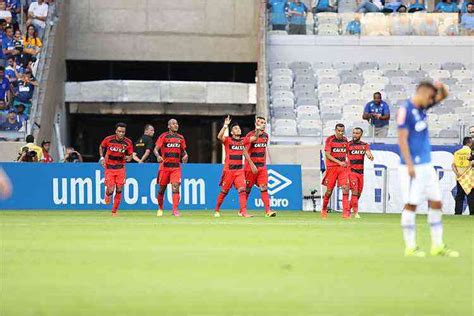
238, 190, 248, 214
342, 191, 350, 218
172, 192, 180, 212
112, 191, 122, 213
350, 194, 359, 214
261, 189, 271, 212
401, 209, 417, 249
427, 208, 443, 248
215, 191, 227, 212
157, 192, 164, 210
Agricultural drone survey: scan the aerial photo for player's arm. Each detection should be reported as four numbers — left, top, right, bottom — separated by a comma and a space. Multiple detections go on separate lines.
217, 115, 231, 143
98, 143, 106, 168
451, 162, 460, 178
243, 148, 258, 174
247, 126, 262, 143
398, 128, 415, 178
366, 148, 374, 161
433, 82, 448, 104
153, 146, 163, 163
325, 150, 347, 167
181, 150, 188, 164
138, 149, 151, 163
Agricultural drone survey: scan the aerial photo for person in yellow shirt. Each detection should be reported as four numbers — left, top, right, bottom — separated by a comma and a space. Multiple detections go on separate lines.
18, 134, 43, 161
452, 137, 473, 215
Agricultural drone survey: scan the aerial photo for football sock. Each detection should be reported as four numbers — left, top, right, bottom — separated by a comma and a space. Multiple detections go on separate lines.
342, 193, 350, 215
238, 191, 247, 213
401, 209, 416, 248
350, 194, 359, 213
157, 193, 164, 210
112, 192, 122, 213
215, 191, 227, 212
427, 208, 443, 248
322, 193, 330, 210
172, 192, 180, 212
261, 190, 271, 212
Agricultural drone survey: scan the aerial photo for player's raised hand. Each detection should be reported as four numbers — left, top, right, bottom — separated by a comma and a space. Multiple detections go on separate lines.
224, 115, 231, 127
157, 156, 164, 163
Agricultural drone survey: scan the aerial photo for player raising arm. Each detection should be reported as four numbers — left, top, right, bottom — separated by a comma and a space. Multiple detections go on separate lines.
215, 116, 257, 218
321, 123, 350, 218
397, 81, 458, 257
99, 123, 133, 216
244, 116, 277, 217
154, 119, 188, 217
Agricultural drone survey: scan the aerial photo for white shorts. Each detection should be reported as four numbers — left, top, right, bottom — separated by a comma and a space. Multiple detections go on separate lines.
399, 163, 442, 206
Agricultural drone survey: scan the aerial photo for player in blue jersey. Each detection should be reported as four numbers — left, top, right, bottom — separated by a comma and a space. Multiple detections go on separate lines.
397, 81, 459, 258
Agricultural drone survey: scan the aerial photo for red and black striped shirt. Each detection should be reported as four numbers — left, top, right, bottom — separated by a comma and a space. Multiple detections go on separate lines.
156, 132, 187, 170
324, 135, 348, 168
223, 136, 248, 171
244, 130, 268, 170
347, 140, 369, 174
100, 135, 133, 170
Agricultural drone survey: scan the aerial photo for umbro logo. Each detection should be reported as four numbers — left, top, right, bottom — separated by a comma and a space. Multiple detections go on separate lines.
267, 169, 292, 195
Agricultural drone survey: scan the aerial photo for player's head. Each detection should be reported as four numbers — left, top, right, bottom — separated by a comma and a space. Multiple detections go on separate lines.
115, 122, 127, 139
352, 127, 363, 141
415, 81, 437, 108
144, 124, 155, 137
468, 2, 474, 13
462, 136, 472, 147
41, 140, 51, 151
168, 119, 179, 133
230, 122, 241, 137
25, 134, 34, 144
334, 123, 345, 139
373, 92, 382, 105
255, 116, 266, 131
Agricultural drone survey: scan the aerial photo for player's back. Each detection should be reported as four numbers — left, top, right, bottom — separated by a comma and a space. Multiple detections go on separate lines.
397, 100, 431, 165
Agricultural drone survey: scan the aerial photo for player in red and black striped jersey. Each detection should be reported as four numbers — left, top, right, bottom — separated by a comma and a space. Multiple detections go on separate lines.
215, 116, 257, 218
347, 127, 373, 218
99, 123, 133, 216
154, 119, 188, 217
244, 116, 276, 217
322, 123, 350, 218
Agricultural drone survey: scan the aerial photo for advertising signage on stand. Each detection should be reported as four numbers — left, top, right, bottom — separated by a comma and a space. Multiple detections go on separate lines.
0, 164, 302, 211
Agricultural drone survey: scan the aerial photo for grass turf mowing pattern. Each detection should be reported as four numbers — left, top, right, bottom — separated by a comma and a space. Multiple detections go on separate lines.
0, 211, 471, 316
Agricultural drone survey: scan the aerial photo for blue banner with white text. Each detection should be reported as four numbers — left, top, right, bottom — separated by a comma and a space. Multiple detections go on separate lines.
0, 163, 302, 211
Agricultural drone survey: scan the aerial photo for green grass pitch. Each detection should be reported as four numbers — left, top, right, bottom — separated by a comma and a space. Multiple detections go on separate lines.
0, 211, 472, 316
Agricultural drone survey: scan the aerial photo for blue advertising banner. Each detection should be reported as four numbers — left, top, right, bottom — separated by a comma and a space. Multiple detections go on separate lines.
0, 163, 302, 211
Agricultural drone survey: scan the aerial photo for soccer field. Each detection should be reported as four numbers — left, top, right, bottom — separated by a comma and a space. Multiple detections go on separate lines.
0, 211, 472, 316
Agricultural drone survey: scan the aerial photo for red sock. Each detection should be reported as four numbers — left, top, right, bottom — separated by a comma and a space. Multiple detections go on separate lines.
172, 192, 180, 212
261, 190, 271, 212
215, 192, 227, 212
351, 195, 359, 214
322, 193, 330, 210
238, 191, 247, 213
342, 193, 350, 216
157, 193, 164, 210
112, 192, 122, 213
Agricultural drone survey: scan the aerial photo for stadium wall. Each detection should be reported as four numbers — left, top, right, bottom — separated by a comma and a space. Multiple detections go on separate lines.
66, 0, 258, 62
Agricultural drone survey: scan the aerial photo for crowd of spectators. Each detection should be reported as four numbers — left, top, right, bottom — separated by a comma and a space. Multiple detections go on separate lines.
268, 0, 474, 34
0, 0, 52, 134
16, 134, 84, 163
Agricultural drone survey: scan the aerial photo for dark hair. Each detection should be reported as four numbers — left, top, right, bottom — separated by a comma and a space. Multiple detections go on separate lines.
354, 127, 364, 134
115, 122, 127, 129
335, 123, 345, 129
25, 134, 34, 143
463, 137, 472, 145
5, 25, 12, 31
0, 66, 4, 72
41, 140, 51, 146
230, 122, 240, 129
25, 24, 38, 43
144, 124, 153, 131
397, 4, 407, 11
373, 92, 382, 98
417, 81, 436, 92
256, 116, 266, 121
0, 19, 6, 25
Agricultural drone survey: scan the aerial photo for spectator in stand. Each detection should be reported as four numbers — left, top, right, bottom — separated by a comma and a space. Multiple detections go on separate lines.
63, 147, 83, 163
2, 25, 19, 62
0, 19, 6, 66
4, 56, 17, 82
382, 0, 404, 12
288, 0, 308, 35
268, 0, 288, 31
5, 0, 20, 30
357, 0, 383, 12
362, 92, 391, 137
17, 146, 37, 162
312, 0, 337, 12
19, 134, 43, 160
435, 0, 460, 12
133, 124, 155, 163
12, 70, 37, 115
346, 16, 361, 35
0, 66, 11, 103
408, 0, 426, 12
27, 0, 48, 39
460, 3, 474, 35
14, 102, 27, 123
0, 2, 12, 24
22, 24, 41, 64
397, 4, 408, 12
460, 0, 471, 13
40, 140, 53, 162
0, 100, 9, 123
0, 109, 21, 131
13, 29, 23, 63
